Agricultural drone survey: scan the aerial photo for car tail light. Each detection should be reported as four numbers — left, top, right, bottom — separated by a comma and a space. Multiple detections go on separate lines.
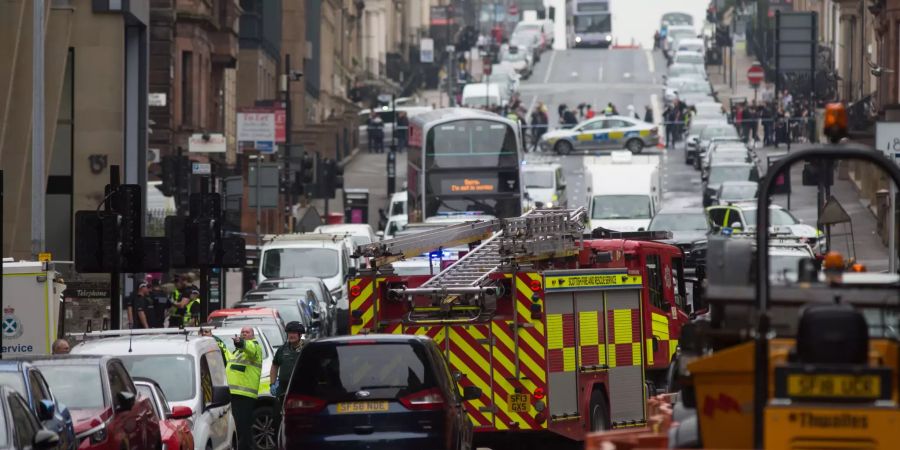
398, 387, 445, 411
284, 394, 327, 415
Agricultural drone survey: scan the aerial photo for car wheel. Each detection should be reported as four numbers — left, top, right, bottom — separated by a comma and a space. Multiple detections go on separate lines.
206, 441, 213, 450
252, 406, 277, 450
589, 389, 610, 432
555, 141, 573, 155
626, 138, 644, 154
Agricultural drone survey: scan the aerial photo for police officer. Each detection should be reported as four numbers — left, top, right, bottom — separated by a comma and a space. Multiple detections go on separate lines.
226, 327, 262, 450
167, 275, 189, 327
184, 289, 201, 326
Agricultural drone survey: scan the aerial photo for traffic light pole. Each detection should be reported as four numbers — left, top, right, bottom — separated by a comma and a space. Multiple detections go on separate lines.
199, 178, 210, 324
108, 166, 121, 329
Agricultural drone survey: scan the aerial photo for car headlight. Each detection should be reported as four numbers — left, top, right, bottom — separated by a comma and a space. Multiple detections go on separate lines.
605, 35, 613, 42
575, 36, 582, 43
545, 202, 554, 208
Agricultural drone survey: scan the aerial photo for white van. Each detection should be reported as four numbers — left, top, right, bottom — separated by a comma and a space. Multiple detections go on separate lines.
461, 83, 503, 109
258, 233, 356, 334
585, 151, 661, 232
358, 105, 433, 148
313, 224, 379, 267
523, 163, 567, 209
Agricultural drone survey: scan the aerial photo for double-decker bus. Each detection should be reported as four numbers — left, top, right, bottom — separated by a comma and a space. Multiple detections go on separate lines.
567, 0, 612, 48
407, 108, 524, 223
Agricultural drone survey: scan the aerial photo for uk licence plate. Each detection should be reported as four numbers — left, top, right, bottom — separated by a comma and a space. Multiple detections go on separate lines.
786, 374, 881, 399
509, 394, 530, 413
335, 401, 390, 413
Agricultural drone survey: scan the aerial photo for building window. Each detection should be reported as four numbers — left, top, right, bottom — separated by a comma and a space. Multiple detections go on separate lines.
182, 51, 194, 126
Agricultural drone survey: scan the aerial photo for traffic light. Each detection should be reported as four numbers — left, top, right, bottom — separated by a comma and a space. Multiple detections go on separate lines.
165, 216, 189, 268
319, 158, 337, 199
218, 237, 245, 268
159, 156, 176, 196
74, 211, 104, 273
191, 217, 216, 267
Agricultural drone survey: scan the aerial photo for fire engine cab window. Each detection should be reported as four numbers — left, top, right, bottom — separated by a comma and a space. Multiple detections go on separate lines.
289, 342, 437, 402
646, 254, 665, 310
672, 257, 687, 311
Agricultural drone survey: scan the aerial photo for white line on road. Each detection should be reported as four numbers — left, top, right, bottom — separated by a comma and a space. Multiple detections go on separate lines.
543, 50, 557, 84
645, 50, 655, 73
598, 66, 604, 82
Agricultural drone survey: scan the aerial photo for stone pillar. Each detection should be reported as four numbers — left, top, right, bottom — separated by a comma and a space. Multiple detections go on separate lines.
836, 0, 860, 101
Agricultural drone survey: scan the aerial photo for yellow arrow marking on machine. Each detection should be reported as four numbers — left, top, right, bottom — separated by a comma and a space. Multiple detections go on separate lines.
544, 274, 642, 290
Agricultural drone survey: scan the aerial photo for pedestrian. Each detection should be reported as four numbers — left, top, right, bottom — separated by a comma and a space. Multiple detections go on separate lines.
663, 105, 676, 148
270, 321, 306, 429
627, 104, 639, 121
585, 104, 595, 119
749, 103, 760, 146
781, 89, 793, 111
167, 275, 190, 327
51, 339, 70, 355
373, 114, 385, 153
644, 105, 654, 123
128, 282, 151, 329
396, 111, 409, 152
735, 104, 745, 141
762, 102, 774, 146
225, 327, 263, 450
147, 278, 168, 328
170, 286, 200, 327
563, 107, 578, 128
366, 112, 378, 153
653, 30, 660, 50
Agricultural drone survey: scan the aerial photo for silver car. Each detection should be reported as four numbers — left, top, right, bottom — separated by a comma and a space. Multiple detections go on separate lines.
539, 116, 659, 154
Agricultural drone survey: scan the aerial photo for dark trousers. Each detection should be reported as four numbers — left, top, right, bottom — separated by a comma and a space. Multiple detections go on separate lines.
232, 394, 257, 450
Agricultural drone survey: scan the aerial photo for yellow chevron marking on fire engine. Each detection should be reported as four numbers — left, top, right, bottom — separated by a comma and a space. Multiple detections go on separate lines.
646, 339, 654, 365
350, 281, 373, 311
579, 311, 599, 346
447, 334, 493, 426
607, 344, 617, 368
482, 326, 535, 425
547, 314, 563, 349
614, 309, 633, 344
632, 342, 642, 366
545, 274, 642, 290
493, 324, 546, 383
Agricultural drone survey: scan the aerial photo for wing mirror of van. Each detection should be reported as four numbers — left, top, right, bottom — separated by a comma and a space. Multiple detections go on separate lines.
347, 267, 359, 278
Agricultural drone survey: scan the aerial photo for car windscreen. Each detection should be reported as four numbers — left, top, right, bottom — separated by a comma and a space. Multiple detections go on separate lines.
709, 165, 757, 185
501, 47, 527, 61
211, 331, 271, 359
649, 213, 708, 232
261, 248, 339, 279
720, 184, 757, 201
524, 170, 555, 188
742, 208, 798, 226
290, 342, 438, 402
701, 126, 739, 140
675, 53, 704, 65
0, 373, 26, 397
221, 319, 285, 348
678, 81, 708, 93
669, 65, 704, 77
117, 355, 196, 402
591, 195, 652, 220
38, 365, 105, 409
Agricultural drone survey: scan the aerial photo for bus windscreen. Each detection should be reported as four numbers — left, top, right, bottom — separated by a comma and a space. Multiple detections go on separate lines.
426, 120, 518, 169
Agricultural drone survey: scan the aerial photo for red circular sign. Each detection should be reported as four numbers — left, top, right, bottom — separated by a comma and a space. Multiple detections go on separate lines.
747, 64, 765, 86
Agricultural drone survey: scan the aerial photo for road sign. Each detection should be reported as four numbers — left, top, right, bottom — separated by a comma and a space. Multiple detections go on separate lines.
876, 122, 900, 160
38, 252, 51, 262
747, 64, 765, 86
420, 38, 434, 63
189, 133, 226, 153
191, 162, 211, 175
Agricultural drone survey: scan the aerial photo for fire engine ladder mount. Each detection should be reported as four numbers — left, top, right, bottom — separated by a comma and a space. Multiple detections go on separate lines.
358, 208, 587, 321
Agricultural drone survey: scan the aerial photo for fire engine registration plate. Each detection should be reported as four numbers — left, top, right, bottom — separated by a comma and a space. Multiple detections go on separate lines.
786, 374, 881, 399
336, 401, 389, 413
509, 394, 530, 413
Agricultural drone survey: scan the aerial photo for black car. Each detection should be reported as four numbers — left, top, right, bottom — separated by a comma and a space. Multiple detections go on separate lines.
701, 162, 759, 207
0, 385, 60, 450
247, 277, 337, 336
648, 207, 710, 259
235, 298, 322, 339
279, 334, 479, 450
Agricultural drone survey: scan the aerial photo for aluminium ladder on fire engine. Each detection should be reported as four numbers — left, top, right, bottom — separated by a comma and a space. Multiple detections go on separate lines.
358, 208, 588, 301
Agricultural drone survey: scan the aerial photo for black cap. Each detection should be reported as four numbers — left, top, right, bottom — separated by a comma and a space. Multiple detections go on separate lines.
285, 321, 306, 334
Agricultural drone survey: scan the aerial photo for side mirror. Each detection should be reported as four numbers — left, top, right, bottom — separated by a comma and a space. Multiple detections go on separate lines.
461, 386, 482, 401
115, 391, 136, 412
347, 267, 359, 278
33, 429, 59, 450
37, 399, 55, 421
376, 231, 384, 238
330, 298, 337, 306
210, 385, 232, 409
168, 405, 193, 420
559, 184, 566, 190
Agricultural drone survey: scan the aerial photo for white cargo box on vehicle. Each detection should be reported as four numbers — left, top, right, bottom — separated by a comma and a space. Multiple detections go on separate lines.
2, 260, 62, 357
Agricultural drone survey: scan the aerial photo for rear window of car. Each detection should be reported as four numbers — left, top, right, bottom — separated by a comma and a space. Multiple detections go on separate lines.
290, 341, 437, 402
38, 365, 105, 409
117, 355, 196, 402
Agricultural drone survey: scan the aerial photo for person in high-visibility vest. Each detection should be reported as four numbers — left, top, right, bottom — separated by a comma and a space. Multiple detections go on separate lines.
227, 327, 262, 450
183, 289, 201, 326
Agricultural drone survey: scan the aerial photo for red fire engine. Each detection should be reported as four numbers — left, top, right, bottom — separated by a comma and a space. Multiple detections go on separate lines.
348, 208, 689, 446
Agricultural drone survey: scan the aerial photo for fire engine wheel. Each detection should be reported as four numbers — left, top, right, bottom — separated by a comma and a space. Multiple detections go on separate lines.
555, 140, 573, 155
589, 389, 611, 432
